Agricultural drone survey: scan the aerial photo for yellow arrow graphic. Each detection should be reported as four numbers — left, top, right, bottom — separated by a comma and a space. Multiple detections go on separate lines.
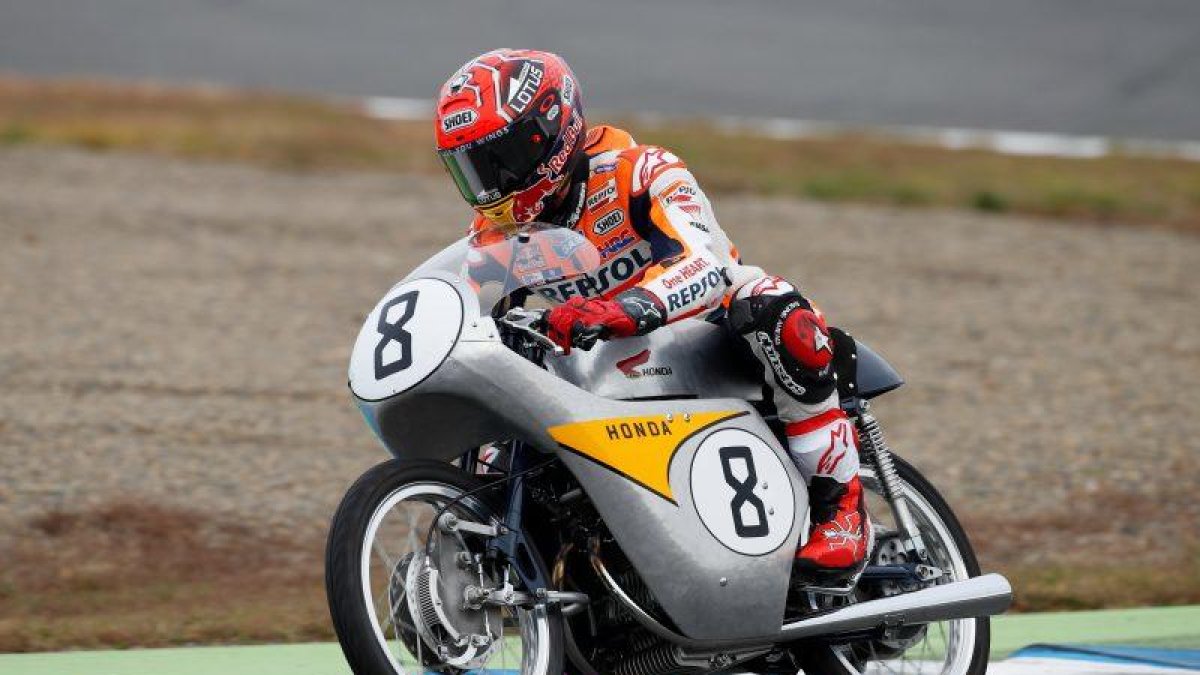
548, 411, 743, 503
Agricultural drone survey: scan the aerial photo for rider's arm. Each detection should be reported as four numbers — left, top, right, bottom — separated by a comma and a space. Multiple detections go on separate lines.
613, 152, 742, 332
545, 148, 754, 352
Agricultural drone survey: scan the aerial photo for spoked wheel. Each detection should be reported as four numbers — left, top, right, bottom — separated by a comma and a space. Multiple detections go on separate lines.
799, 455, 990, 675
325, 460, 563, 675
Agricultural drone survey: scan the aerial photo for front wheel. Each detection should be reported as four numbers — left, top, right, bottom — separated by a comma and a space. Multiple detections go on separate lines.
325, 459, 564, 675
799, 455, 990, 675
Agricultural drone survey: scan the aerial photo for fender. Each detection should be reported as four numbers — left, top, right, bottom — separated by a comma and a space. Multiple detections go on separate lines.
830, 327, 905, 401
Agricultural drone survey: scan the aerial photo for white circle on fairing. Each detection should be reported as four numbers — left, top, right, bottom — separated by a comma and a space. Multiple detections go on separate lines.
349, 277, 464, 401
690, 428, 795, 556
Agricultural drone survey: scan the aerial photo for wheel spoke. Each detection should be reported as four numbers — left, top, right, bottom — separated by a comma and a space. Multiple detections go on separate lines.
832, 465, 981, 675
348, 479, 546, 675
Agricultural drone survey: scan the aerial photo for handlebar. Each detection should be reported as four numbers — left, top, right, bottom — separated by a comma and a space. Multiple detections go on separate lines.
498, 308, 566, 356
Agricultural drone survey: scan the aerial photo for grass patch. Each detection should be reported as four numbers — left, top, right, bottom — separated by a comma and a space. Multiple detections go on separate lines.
2, 75, 1199, 231
0, 76, 434, 173
0, 501, 331, 652
1003, 558, 1200, 612
966, 485, 1200, 613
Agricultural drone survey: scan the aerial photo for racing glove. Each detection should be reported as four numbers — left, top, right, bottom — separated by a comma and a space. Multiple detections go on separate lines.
545, 297, 637, 353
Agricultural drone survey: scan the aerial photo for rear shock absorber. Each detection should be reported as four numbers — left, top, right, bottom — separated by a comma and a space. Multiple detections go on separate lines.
853, 400, 929, 561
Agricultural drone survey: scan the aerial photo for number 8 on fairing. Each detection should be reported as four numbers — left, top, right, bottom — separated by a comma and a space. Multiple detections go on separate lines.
718, 446, 769, 538
374, 290, 418, 379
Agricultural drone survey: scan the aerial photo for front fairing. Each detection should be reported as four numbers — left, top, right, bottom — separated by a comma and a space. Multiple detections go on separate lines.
347, 224, 802, 641
349, 273, 803, 641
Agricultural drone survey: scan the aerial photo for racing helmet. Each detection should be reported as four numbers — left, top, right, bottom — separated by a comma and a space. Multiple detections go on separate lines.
435, 49, 586, 227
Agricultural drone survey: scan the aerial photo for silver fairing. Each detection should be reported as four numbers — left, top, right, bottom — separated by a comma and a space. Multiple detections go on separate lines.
547, 318, 763, 401
351, 272, 803, 640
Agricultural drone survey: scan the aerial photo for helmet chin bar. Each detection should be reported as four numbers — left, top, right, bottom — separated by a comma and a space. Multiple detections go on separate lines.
476, 193, 518, 228
476, 172, 577, 229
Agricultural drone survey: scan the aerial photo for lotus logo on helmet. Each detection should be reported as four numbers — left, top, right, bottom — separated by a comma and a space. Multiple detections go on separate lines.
442, 108, 478, 133
506, 61, 545, 115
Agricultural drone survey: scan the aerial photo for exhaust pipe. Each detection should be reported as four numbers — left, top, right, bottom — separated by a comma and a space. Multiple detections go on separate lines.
591, 544, 1013, 649
779, 573, 1013, 640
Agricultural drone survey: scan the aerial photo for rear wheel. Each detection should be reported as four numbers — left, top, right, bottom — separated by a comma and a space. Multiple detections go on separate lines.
325, 459, 564, 675
798, 455, 990, 675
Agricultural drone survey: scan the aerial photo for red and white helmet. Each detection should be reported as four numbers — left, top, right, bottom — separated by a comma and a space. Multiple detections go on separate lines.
435, 49, 586, 227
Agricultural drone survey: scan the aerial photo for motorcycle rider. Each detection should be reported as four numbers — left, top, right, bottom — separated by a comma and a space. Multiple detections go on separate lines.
435, 49, 869, 579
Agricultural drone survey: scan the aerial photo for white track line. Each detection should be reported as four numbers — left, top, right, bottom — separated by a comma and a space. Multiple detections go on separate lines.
363, 96, 1200, 163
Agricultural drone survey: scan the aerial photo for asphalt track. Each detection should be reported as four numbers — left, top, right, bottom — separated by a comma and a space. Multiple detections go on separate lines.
3, 605, 1199, 675
2, 0, 1200, 141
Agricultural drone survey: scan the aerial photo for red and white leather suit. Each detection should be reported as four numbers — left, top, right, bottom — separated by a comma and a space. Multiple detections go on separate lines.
470, 125, 870, 574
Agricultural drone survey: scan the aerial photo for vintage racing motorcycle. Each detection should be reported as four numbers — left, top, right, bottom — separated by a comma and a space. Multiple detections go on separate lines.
325, 224, 1012, 675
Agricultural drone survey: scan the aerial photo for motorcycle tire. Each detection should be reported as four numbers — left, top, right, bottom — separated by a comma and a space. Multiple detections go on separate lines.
797, 454, 991, 675
325, 458, 564, 675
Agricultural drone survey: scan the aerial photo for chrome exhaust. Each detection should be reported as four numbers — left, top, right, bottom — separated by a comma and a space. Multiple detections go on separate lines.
591, 540, 1012, 649
778, 573, 1013, 640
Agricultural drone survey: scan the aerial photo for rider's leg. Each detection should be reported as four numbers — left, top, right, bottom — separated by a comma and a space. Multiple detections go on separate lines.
728, 276, 869, 575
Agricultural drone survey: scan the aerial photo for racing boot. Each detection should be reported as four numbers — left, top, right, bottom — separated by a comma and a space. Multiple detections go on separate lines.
785, 409, 870, 583
794, 475, 870, 578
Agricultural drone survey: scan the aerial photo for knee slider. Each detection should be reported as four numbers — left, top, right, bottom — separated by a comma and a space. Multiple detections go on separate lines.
730, 292, 836, 404
780, 305, 834, 372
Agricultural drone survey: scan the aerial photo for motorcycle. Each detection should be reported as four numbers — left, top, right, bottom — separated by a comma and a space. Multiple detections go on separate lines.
325, 223, 1012, 675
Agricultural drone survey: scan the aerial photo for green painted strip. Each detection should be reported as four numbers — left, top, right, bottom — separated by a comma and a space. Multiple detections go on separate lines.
0, 642, 351, 675
990, 604, 1200, 657
3, 606, 1198, 674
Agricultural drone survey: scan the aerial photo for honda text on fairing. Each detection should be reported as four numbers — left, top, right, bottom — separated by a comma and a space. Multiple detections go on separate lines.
324, 49, 1011, 675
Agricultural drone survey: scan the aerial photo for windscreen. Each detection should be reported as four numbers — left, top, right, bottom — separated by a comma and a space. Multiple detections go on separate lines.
462, 222, 601, 311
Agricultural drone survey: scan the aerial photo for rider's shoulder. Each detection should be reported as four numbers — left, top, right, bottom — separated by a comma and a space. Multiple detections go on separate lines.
612, 144, 687, 195
582, 124, 687, 190
583, 124, 636, 155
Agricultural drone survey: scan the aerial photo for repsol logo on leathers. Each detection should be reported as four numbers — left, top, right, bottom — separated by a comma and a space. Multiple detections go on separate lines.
605, 420, 673, 440
536, 245, 653, 302
666, 269, 726, 312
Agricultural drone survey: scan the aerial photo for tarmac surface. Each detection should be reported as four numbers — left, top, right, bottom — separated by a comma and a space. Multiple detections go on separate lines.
3, 606, 1199, 675
2, 0, 1200, 140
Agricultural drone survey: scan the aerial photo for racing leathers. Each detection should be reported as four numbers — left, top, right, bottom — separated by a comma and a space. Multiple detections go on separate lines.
471, 125, 869, 576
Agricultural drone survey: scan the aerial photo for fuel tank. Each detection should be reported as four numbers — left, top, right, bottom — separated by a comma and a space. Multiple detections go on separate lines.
546, 319, 764, 401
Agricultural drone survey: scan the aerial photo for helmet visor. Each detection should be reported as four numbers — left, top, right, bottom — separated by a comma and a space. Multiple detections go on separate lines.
439, 115, 559, 206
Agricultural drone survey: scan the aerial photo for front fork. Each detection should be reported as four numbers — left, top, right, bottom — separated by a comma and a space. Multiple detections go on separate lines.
850, 399, 930, 564
484, 442, 554, 593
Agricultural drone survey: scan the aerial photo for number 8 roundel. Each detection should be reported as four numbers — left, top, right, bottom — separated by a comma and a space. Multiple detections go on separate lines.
690, 427, 796, 556
349, 278, 464, 401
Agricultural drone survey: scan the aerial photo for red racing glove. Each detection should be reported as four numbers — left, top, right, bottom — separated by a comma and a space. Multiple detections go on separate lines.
545, 297, 637, 353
